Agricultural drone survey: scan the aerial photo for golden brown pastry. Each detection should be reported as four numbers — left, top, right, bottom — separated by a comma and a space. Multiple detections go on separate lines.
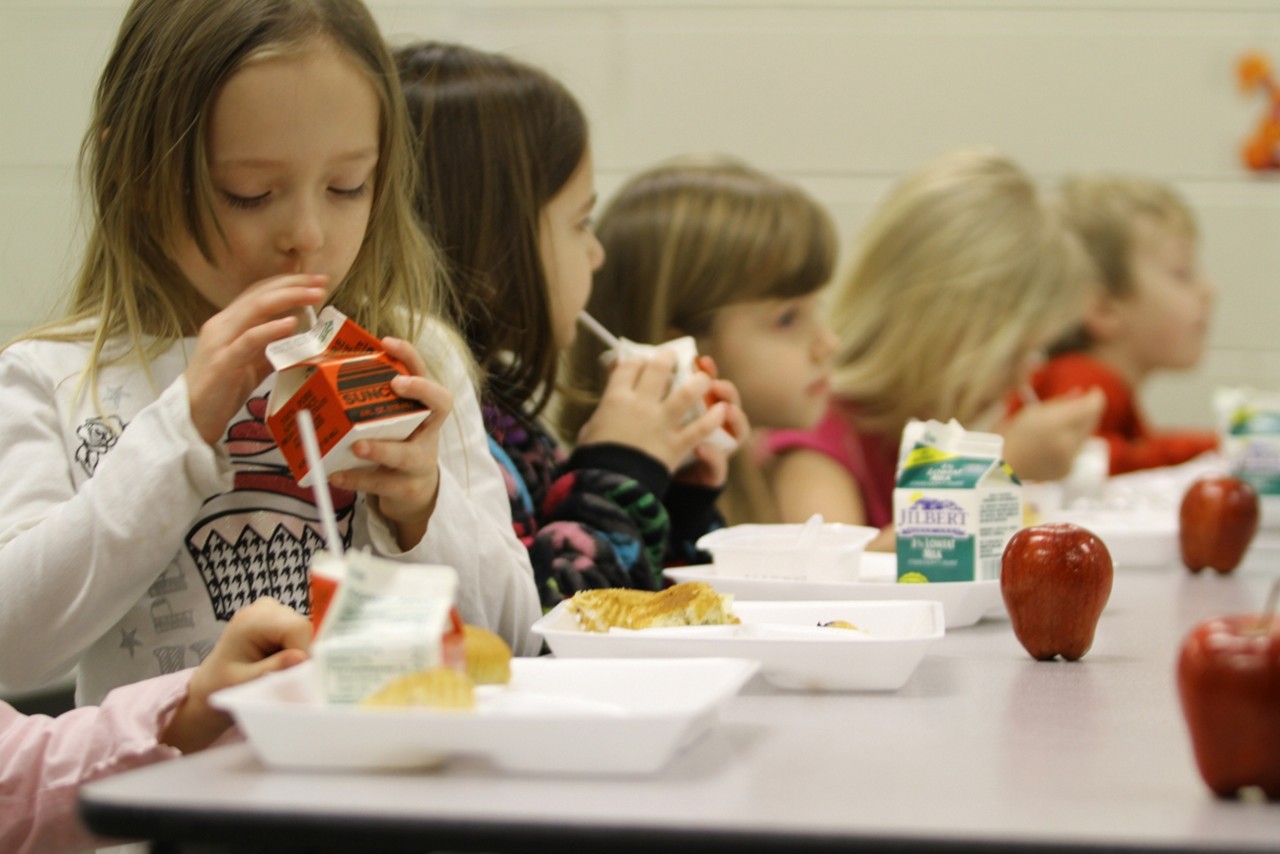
567, 582, 738, 632
462, 624, 512, 685
359, 666, 475, 710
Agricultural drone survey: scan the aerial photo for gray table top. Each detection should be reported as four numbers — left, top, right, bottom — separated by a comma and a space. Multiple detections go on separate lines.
80, 565, 1280, 852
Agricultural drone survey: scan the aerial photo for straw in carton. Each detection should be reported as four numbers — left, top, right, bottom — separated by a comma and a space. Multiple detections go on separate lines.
577, 311, 622, 350
296, 408, 343, 558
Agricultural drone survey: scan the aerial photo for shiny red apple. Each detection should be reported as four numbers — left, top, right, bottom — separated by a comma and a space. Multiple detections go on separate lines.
1000, 523, 1114, 661
1178, 612, 1280, 799
1179, 476, 1260, 574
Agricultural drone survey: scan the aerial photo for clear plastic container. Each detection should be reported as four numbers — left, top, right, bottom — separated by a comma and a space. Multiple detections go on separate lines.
696, 523, 879, 581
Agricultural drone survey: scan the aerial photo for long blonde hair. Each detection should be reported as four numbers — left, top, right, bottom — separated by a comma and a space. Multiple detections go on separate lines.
19, 0, 449, 391
830, 149, 1091, 435
558, 155, 837, 523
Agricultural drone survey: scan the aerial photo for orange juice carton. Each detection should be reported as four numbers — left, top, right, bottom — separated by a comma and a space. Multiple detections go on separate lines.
265, 306, 428, 487
607, 336, 739, 457
894, 419, 1022, 583
1216, 387, 1280, 526
311, 551, 465, 704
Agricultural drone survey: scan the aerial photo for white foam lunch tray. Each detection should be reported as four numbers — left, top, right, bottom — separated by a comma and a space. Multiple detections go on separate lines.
534, 599, 943, 692
665, 553, 1002, 628
211, 657, 757, 775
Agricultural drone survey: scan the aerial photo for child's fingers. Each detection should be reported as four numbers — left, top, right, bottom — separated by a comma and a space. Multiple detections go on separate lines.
389, 374, 452, 416
381, 337, 428, 378
678, 400, 729, 447
633, 351, 680, 398
722, 402, 751, 442
664, 371, 712, 418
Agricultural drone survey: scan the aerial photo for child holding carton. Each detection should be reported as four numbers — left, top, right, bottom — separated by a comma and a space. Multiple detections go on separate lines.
2, 597, 310, 854
0, 0, 541, 707
1013, 175, 1219, 474
767, 149, 1104, 547
397, 44, 748, 607
558, 155, 841, 530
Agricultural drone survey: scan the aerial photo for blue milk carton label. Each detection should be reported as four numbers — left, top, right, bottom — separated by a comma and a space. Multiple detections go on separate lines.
1217, 387, 1280, 496
894, 421, 1022, 583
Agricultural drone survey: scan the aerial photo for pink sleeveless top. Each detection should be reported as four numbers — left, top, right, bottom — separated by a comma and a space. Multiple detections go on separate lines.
763, 400, 897, 529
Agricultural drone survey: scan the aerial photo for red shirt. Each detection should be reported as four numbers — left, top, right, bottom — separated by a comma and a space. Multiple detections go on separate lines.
1019, 352, 1218, 475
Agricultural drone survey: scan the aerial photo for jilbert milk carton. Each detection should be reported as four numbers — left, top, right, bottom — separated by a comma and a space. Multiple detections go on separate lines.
894, 419, 1022, 582
266, 306, 429, 487
1216, 387, 1280, 525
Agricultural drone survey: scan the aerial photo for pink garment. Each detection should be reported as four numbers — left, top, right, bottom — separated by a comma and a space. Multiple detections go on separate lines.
764, 400, 897, 529
0, 669, 189, 854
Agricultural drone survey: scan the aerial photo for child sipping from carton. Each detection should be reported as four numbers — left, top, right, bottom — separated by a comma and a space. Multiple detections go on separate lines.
0, 0, 541, 707
558, 155, 841, 531
767, 150, 1103, 550
1010, 175, 1218, 474
397, 44, 749, 608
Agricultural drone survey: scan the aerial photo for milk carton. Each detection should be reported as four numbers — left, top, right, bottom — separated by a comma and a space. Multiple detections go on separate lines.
311, 551, 464, 704
265, 306, 429, 487
894, 419, 1022, 582
607, 336, 739, 457
1216, 387, 1280, 495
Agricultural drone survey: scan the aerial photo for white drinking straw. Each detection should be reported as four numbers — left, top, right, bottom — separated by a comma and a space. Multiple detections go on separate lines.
577, 311, 622, 350
303, 306, 318, 329
296, 409, 343, 558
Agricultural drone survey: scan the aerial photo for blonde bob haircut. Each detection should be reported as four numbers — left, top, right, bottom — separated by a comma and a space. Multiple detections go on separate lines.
24, 0, 447, 389
1050, 174, 1197, 354
829, 149, 1091, 434
558, 155, 837, 444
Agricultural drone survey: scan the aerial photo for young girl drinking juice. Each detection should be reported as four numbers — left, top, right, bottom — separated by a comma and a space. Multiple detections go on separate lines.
768, 149, 1104, 541
0, 0, 540, 705
558, 155, 840, 528
1014, 174, 1218, 474
396, 43, 747, 606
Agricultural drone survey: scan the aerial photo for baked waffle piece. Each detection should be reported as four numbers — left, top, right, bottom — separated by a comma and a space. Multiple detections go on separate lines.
566, 582, 738, 632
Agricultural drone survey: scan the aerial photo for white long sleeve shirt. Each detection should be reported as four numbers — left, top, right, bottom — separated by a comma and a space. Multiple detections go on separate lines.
0, 319, 540, 704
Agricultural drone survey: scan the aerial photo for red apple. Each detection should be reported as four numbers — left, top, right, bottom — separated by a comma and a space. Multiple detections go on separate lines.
1000, 523, 1114, 661
1179, 475, 1260, 574
1178, 612, 1280, 799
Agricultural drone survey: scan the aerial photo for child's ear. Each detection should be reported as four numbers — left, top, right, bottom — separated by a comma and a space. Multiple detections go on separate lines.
1082, 287, 1123, 342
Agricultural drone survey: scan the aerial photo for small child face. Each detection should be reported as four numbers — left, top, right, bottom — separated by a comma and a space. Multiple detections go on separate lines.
173, 39, 380, 321
697, 292, 838, 431
539, 149, 605, 350
1114, 218, 1215, 373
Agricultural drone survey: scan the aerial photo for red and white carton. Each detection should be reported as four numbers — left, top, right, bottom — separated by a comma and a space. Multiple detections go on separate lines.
265, 306, 429, 487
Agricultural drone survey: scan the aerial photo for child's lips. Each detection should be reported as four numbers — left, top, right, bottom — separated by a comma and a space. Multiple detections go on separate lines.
807, 377, 831, 397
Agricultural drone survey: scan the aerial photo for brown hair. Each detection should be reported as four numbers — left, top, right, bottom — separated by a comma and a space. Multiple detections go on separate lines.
1050, 174, 1198, 354
557, 155, 838, 523
396, 41, 588, 418
20, 0, 447, 394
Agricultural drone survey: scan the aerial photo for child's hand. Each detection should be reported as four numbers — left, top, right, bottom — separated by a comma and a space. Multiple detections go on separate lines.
576, 351, 731, 474
160, 597, 310, 754
674, 376, 750, 489
185, 274, 328, 446
329, 337, 453, 551
1000, 388, 1106, 482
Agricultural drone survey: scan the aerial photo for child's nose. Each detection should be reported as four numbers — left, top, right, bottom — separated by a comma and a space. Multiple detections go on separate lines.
279, 200, 325, 258
813, 322, 839, 361
589, 232, 606, 272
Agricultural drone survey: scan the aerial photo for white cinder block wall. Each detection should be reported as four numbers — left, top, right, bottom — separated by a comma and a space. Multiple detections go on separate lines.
2, 0, 1278, 430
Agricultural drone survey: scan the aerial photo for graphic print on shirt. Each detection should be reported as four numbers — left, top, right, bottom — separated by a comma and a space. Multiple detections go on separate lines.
184, 395, 356, 621
74, 415, 124, 476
